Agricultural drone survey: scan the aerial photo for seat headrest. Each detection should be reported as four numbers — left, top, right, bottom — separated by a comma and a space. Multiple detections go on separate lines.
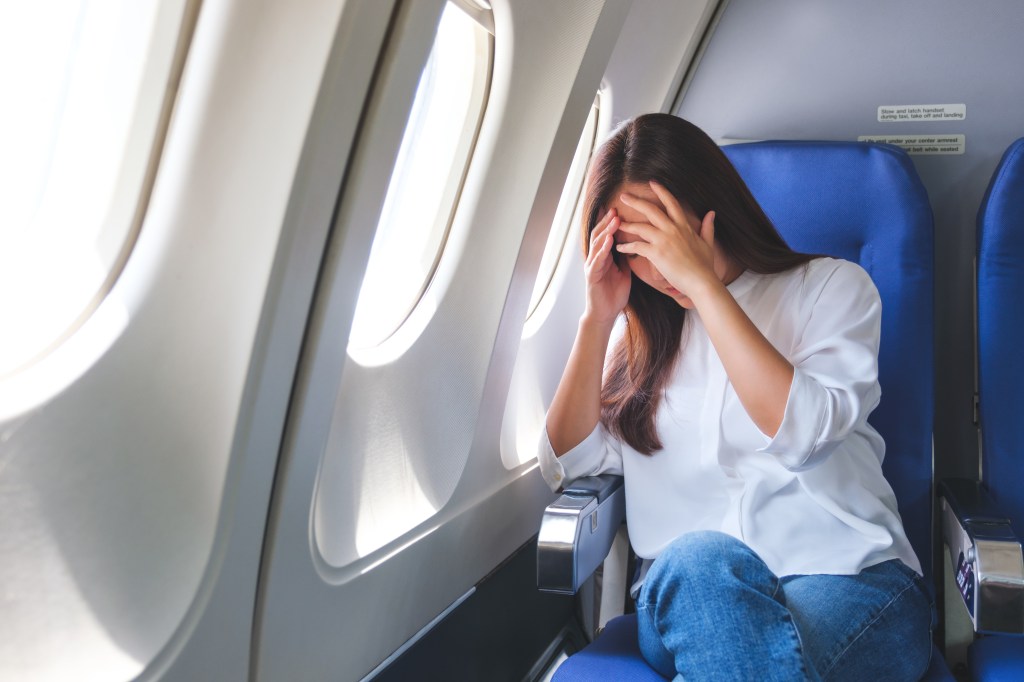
978, 138, 1024, 256
722, 140, 932, 277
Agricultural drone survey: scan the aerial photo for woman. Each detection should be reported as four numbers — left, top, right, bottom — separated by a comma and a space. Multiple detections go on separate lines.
539, 114, 933, 681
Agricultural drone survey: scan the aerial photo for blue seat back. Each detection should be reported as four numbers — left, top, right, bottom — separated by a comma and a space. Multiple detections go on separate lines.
977, 138, 1024, 530
723, 141, 935, 580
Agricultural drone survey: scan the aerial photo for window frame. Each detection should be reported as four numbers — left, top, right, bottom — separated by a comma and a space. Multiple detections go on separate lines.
524, 94, 602, 323
346, 1, 494, 356
0, 0, 200, 380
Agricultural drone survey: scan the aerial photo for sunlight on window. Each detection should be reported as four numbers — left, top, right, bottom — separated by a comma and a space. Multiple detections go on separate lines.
347, 2, 490, 351
353, 426, 438, 559
526, 99, 600, 319
0, 0, 185, 378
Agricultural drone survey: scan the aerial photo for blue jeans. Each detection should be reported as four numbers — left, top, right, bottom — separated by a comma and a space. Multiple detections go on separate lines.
636, 531, 934, 681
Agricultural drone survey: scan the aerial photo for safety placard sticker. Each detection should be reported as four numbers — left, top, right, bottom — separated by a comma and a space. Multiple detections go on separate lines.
858, 134, 965, 155
878, 104, 966, 122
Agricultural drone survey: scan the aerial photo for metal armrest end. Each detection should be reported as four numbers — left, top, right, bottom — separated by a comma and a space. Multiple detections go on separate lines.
537, 475, 626, 595
940, 478, 1024, 634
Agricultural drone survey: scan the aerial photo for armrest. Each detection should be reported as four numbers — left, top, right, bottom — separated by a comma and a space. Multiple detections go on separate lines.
537, 474, 626, 595
939, 478, 1024, 634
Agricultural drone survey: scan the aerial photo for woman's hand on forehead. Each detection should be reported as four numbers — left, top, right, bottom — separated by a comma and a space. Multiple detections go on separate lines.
614, 181, 718, 296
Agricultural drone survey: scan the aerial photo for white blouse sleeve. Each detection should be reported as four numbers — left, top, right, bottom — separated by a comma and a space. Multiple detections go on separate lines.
537, 423, 624, 492
757, 261, 883, 471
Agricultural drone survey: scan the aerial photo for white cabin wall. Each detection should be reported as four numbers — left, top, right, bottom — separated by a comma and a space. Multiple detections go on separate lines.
252, 1, 641, 679
156, 2, 403, 679
601, 0, 720, 124
0, 0, 379, 679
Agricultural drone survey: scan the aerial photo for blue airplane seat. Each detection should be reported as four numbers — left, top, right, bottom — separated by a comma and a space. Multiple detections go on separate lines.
551, 141, 953, 681
969, 137, 1024, 681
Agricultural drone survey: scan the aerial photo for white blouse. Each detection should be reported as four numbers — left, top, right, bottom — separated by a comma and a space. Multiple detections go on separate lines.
538, 258, 922, 588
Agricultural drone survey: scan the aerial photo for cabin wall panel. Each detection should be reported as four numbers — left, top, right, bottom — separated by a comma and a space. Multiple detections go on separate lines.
253, 1, 639, 679
0, 0, 373, 679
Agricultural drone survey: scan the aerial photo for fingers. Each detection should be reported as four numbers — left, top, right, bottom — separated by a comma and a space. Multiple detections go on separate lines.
614, 221, 659, 248
647, 181, 688, 228
613, 224, 658, 261
586, 210, 620, 276
588, 208, 617, 255
618, 192, 675, 234
621, 182, 704, 238
613, 239, 646, 257
612, 224, 659, 266
615, 212, 712, 266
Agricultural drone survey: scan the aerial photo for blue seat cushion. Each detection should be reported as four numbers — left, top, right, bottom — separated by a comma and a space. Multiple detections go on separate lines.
553, 614, 955, 681
552, 615, 671, 681
969, 636, 1024, 681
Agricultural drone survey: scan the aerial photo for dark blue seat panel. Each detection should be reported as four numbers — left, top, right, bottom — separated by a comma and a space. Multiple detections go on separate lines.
553, 616, 664, 681
971, 138, 1024, 678
976, 137, 1024, 538
553, 615, 954, 681
970, 636, 1024, 682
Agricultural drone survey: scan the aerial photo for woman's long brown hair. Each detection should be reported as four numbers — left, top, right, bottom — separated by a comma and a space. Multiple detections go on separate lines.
584, 114, 816, 454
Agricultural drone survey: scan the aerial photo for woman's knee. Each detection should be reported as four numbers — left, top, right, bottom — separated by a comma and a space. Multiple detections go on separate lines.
644, 531, 777, 600
655, 531, 759, 570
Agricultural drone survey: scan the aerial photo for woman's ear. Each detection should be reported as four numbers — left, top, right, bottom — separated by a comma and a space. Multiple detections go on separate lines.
701, 211, 716, 246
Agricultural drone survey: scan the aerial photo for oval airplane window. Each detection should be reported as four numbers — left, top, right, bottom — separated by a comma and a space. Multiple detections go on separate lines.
0, 0, 192, 378
347, 2, 491, 351
525, 97, 601, 320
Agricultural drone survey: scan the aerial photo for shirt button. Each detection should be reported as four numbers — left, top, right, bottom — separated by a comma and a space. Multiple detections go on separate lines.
554, 473, 563, 482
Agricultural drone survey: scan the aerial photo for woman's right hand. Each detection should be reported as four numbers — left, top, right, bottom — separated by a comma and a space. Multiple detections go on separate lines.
584, 208, 631, 325
548, 209, 629, 455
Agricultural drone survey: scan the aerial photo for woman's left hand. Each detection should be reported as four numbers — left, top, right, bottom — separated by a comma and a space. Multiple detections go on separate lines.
614, 181, 719, 298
